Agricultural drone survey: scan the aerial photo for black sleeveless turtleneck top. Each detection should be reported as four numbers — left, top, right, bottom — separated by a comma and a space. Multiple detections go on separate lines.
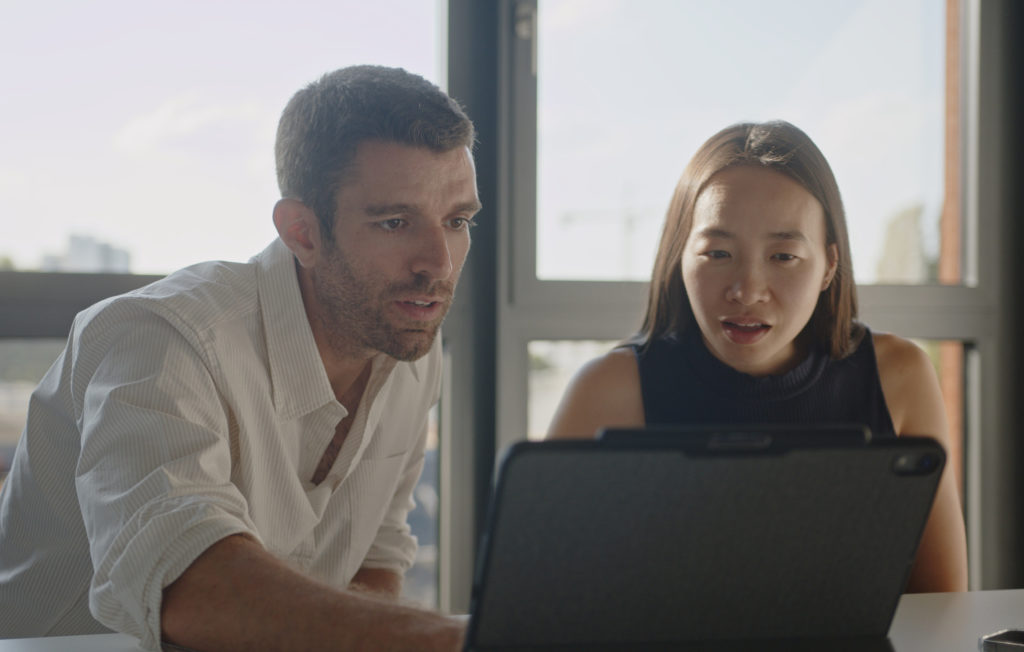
632, 326, 896, 437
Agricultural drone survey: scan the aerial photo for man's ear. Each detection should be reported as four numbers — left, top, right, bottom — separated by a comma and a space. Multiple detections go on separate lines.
273, 198, 322, 268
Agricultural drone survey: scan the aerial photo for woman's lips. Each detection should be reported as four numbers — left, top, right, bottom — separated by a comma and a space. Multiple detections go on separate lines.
721, 320, 771, 344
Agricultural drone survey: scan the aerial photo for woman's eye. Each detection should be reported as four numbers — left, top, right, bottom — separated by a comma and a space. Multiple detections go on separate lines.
705, 250, 729, 259
773, 253, 798, 262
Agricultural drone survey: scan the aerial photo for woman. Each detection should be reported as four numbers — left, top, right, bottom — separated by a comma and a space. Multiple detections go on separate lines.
547, 121, 968, 593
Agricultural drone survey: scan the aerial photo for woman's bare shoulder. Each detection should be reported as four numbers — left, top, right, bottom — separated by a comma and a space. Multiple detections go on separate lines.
580, 346, 638, 379
872, 331, 946, 441
546, 347, 645, 439
872, 331, 934, 384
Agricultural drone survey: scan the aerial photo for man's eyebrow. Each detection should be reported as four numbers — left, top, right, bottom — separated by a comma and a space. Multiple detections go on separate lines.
458, 200, 484, 214
364, 203, 416, 217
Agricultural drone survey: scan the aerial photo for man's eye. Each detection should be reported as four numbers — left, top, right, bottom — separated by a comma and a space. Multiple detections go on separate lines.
451, 217, 478, 230
380, 218, 405, 231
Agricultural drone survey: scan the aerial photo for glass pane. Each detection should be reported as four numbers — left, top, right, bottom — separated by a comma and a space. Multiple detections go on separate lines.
0, 340, 67, 487
536, 0, 956, 285
1, 0, 444, 607
527, 340, 620, 440
0, 0, 444, 275
402, 404, 440, 608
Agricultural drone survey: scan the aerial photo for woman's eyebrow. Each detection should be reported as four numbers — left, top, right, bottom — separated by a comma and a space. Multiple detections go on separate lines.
694, 227, 734, 239
693, 228, 809, 243
768, 230, 809, 242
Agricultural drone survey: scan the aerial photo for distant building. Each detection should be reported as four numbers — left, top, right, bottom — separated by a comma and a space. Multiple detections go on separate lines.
875, 205, 928, 284
40, 235, 131, 273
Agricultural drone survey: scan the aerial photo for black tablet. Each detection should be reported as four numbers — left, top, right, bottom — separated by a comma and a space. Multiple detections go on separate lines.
464, 425, 943, 651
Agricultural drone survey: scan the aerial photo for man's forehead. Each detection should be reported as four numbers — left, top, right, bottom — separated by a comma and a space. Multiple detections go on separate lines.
343, 141, 472, 178
351, 139, 473, 162
334, 142, 479, 210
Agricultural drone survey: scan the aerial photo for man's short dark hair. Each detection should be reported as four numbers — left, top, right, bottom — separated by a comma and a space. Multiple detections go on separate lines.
275, 65, 475, 241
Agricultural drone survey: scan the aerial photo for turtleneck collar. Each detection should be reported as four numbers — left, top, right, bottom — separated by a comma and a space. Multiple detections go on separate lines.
676, 326, 828, 402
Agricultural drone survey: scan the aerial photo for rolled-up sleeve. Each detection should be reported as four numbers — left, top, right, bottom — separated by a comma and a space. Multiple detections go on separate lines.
71, 302, 260, 649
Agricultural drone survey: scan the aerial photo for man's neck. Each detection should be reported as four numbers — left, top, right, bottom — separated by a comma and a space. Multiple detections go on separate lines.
322, 353, 374, 404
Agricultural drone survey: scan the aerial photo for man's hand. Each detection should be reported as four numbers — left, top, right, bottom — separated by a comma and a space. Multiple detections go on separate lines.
161, 534, 465, 652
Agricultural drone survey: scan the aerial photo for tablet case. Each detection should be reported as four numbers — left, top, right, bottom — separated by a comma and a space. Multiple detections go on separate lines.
465, 426, 944, 651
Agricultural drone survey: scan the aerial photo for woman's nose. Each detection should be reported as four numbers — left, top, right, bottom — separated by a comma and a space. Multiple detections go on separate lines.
725, 264, 769, 305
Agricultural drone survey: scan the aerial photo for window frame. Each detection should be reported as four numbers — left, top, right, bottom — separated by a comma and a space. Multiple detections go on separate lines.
0, 0, 1020, 611
494, 0, 1015, 590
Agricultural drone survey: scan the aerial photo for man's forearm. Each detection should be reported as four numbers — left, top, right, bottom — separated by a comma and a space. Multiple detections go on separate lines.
161, 534, 463, 652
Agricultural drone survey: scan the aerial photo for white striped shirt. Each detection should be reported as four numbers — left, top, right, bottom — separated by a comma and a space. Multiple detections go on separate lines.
0, 239, 439, 649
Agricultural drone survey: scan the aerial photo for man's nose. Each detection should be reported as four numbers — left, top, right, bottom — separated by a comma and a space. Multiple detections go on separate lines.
411, 226, 454, 280
725, 263, 769, 305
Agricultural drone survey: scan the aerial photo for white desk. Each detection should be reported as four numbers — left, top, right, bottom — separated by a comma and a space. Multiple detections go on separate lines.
889, 589, 1024, 651
0, 633, 140, 651
2, 589, 1023, 651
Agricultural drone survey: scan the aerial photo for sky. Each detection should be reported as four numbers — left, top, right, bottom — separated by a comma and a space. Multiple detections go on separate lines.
536, 0, 946, 283
0, 0, 443, 273
1, 0, 945, 283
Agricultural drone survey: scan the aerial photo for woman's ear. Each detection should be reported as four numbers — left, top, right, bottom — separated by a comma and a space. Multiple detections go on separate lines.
822, 243, 839, 291
273, 198, 322, 268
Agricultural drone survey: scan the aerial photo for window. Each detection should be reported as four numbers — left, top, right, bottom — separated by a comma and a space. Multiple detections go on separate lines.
2, 0, 1020, 608
527, 340, 618, 440
0, 1, 444, 275
1, 0, 449, 607
0, 340, 66, 488
535, 0, 952, 286
499, 0, 1007, 589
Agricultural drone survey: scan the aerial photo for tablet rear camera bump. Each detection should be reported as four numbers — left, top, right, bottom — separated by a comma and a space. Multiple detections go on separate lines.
892, 452, 940, 476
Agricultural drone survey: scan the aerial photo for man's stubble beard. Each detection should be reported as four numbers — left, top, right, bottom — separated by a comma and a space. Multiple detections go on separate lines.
314, 247, 455, 362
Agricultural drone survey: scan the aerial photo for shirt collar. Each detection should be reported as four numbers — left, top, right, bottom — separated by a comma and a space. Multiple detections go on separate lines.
255, 238, 336, 419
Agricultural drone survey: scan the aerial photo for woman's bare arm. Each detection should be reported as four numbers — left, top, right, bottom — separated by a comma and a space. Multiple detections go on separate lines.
874, 333, 969, 592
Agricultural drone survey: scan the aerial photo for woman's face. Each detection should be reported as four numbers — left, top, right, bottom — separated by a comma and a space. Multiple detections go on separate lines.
681, 165, 838, 376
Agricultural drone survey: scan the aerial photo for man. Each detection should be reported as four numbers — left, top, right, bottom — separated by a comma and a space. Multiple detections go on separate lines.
0, 65, 480, 651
